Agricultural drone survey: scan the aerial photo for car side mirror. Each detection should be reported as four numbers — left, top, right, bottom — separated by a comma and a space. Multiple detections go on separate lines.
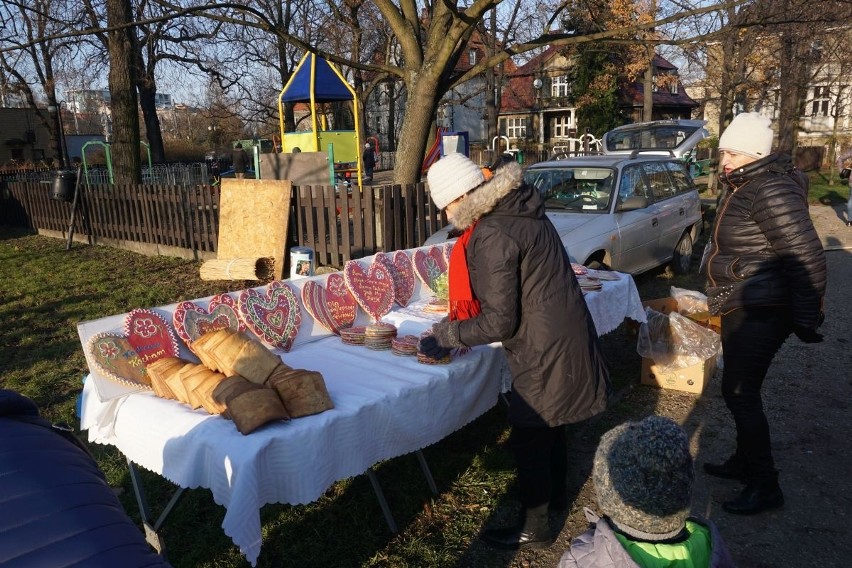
617, 195, 648, 211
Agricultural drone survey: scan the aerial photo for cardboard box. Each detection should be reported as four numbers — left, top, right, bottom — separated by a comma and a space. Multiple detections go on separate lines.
640, 354, 717, 394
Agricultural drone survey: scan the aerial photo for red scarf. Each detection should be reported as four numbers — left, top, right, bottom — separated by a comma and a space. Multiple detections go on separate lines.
448, 222, 482, 322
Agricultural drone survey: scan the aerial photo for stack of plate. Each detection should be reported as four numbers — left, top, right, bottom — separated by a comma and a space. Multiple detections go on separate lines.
423, 298, 449, 314
391, 334, 419, 356
364, 322, 398, 350
576, 275, 603, 292
340, 326, 366, 346
416, 351, 452, 365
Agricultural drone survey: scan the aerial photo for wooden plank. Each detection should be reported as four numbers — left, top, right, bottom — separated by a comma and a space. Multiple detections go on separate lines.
140, 184, 154, 243
402, 184, 415, 249
218, 178, 291, 280
210, 185, 221, 253
351, 186, 364, 259
324, 184, 339, 267
381, 186, 394, 252
363, 185, 376, 254
313, 186, 329, 265
415, 183, 427, 246
301, 186, 317, 255
338, 185, 351, 265
165, 186, 182, 248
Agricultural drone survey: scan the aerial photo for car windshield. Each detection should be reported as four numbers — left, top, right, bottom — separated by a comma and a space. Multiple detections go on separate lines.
524, 167, 615, 212
605, 124, 700, 153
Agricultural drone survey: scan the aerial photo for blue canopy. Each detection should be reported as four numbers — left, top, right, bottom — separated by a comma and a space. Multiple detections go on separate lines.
280, 54, 353, 103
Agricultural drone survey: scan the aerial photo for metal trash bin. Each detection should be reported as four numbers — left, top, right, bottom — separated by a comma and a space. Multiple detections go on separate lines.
51, 170, 77, 202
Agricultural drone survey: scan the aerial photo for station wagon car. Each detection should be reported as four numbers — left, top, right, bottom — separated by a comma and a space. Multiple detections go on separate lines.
425, 153, 703, 275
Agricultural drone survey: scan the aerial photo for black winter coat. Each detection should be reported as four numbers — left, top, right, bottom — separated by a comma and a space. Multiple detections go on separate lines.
449, 162, 611, 427
0, 390, 173, 568
705, 153, 826, 330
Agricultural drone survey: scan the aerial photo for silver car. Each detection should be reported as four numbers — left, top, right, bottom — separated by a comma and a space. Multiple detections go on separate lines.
425, 153, 702, 275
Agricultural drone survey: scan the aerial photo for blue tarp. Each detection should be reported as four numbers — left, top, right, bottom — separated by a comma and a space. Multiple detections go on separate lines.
280, 54, 353, 103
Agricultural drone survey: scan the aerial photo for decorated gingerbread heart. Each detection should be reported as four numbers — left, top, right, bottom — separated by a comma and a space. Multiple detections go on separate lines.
123, 308, 180, 366
87, 333, 150, 389
301, 273, 358, 335
376, 250, 416, 307
238, 281, 302, 351
442, 242, 454, 266
343, 259, 394, 321
173, 293, 245, 346
412, 246, 448, 295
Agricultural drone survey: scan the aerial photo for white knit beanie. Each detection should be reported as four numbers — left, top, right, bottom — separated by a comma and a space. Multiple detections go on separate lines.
427, 153, 485, 210
718, 112, 774, 159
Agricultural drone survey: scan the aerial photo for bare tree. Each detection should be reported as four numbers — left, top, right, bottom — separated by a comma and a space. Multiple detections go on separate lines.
0, 0, 83, 165
106, 0, 141, 183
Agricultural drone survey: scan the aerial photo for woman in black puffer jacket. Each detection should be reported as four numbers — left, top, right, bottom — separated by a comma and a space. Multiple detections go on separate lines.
702, 113, 827, 516
420, 153, 610, 550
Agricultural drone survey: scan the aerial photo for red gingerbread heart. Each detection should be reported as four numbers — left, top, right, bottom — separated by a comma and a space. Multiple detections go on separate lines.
376, 250, 416, 307
123, 308, 180, 366
412, 246, 448, 295
343, 259, 395, 321
301, 273, 358, 335
173, 293, 245, 346
238, 281, 302, 351
87, 333, 149, 389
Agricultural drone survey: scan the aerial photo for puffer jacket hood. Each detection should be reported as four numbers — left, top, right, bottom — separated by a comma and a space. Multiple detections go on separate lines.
451, 161, 525, 230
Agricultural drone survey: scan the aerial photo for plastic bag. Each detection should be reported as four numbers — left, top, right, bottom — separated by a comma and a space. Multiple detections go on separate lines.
670, 286, 709, 314
637, 307, 721, 374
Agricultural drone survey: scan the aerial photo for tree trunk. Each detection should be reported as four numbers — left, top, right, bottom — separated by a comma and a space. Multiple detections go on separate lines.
106, 0, 141, 184
393, 77, 440, 184
137, 82, 165, 164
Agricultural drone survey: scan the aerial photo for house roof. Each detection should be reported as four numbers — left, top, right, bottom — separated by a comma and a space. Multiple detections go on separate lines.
499, 49, 697, 113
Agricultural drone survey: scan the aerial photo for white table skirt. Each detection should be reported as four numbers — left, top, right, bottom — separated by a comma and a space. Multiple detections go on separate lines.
81, 333, 509, 566
79, 270, 644, 566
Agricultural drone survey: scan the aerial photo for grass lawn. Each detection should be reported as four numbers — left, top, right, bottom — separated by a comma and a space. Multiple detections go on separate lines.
0, 222, 710, 568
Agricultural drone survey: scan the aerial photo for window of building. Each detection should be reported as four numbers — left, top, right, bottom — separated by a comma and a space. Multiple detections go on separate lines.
811, 86, 830, 117
551, 75, 570, 98
468, 49, 477, 66
503, 117, 527, 139
669, 78, 679, 95
552, 114, 575, 138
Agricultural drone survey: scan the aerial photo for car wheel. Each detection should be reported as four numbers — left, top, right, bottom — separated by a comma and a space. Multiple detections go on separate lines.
671, 232, 693, 274
586, 259, 610, 271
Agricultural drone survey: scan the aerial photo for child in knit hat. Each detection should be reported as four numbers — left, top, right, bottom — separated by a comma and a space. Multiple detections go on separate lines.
558, 416, 736, 567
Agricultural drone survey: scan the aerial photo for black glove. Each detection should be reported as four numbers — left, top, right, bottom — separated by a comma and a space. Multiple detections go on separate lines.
418, 321, 463, 358
418, 335, 452, 359
793, 326, 823, 344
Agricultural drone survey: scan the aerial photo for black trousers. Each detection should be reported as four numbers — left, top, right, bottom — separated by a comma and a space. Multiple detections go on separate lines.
508, 422, 568, 509
720, 306, 792, 483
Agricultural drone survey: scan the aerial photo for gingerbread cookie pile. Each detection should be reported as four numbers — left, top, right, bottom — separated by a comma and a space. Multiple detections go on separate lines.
147, 329, 333, 434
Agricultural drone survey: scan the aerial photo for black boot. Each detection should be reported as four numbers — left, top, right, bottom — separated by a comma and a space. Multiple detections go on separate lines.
723, 477, 784, 515
704, 455, 748, 482
480, 504, 552, 550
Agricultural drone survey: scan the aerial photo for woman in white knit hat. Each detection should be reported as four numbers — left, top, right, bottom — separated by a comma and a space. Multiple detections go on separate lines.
702, 112, 826, 515
419, 153, 611, 550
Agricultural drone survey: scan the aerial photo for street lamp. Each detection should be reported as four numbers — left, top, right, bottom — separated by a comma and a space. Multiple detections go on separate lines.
532, 78, 544, 146
47, 101, 70, 169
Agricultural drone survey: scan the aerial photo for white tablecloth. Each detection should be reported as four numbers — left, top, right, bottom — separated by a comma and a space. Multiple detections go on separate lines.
79, 271, 644, 566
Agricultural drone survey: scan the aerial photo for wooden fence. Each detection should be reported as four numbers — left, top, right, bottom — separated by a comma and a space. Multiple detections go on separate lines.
0, 179, 447, 266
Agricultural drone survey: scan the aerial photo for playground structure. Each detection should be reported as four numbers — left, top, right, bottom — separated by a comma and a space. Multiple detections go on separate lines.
277, 53, 363, 189
421, 128, 471, 175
